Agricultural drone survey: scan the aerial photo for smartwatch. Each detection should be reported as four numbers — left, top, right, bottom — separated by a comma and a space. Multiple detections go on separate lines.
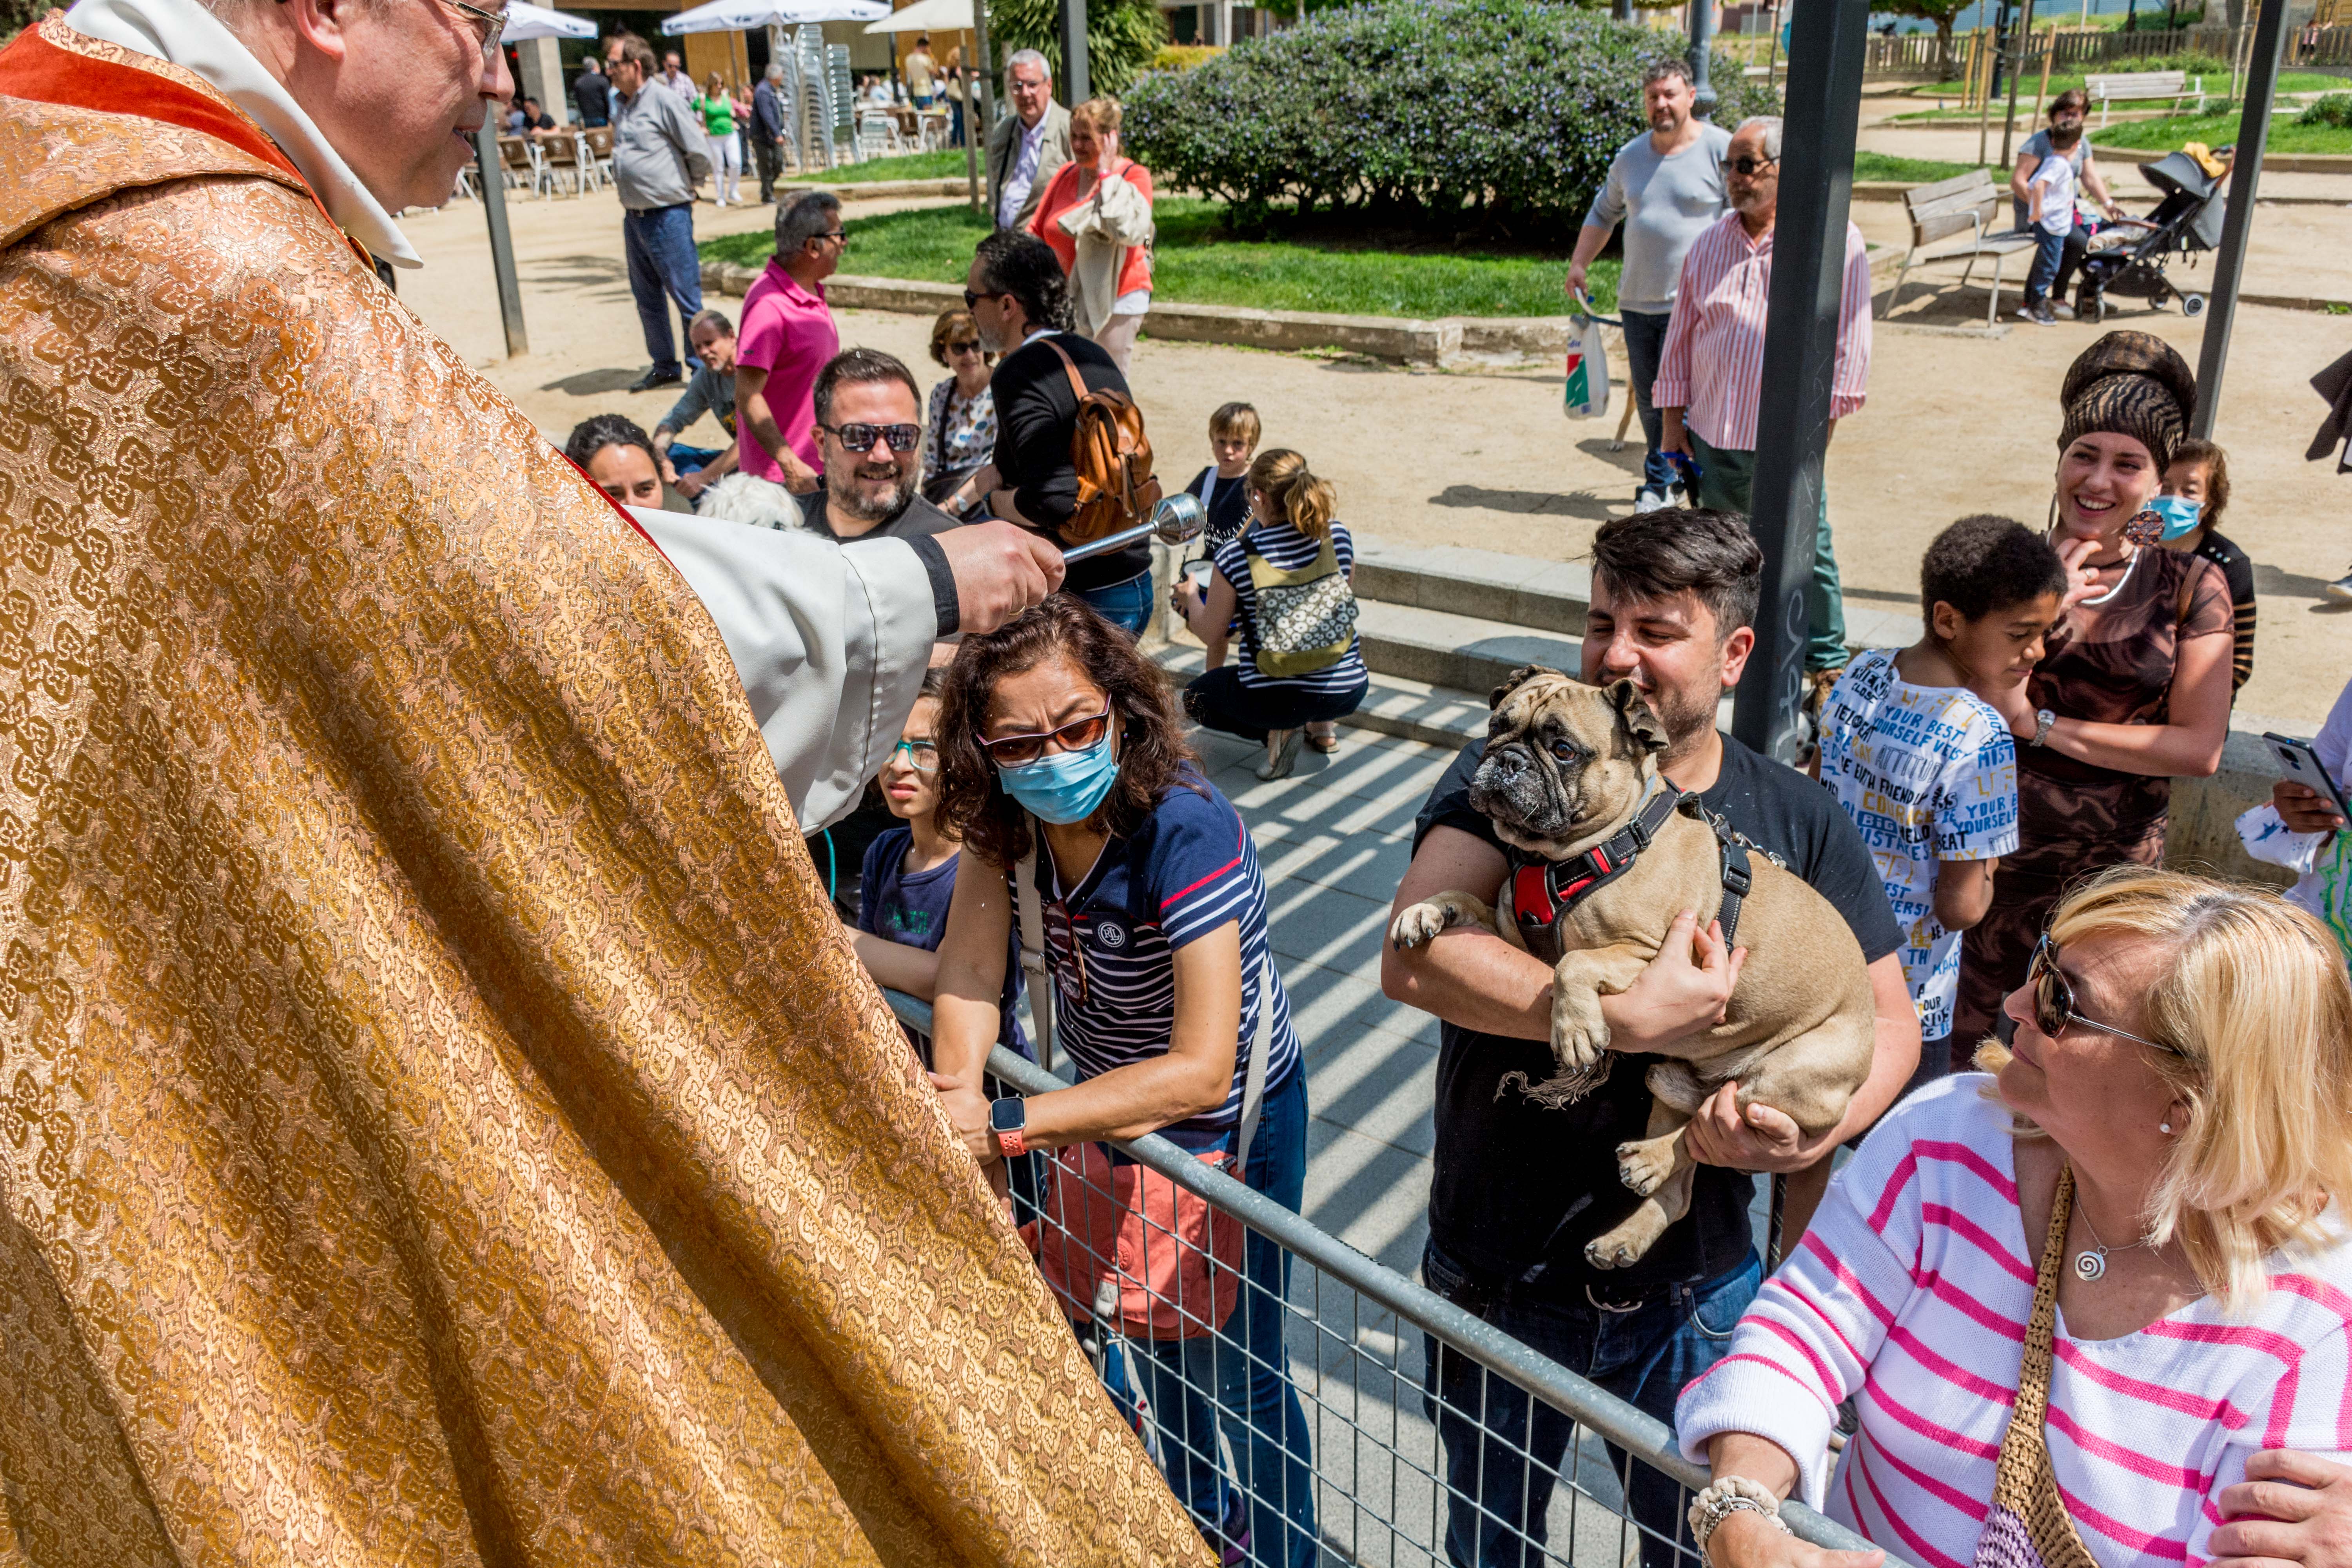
2031, 708, 2056, 749
989, 1096, 1027, 1160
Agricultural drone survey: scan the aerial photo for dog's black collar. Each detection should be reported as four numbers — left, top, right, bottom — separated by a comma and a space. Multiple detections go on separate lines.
1508, 783, 1768, 952
1508, 782, 1684, 945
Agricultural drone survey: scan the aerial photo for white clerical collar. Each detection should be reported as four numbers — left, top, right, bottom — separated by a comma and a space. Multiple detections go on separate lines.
63, 0, 421, 267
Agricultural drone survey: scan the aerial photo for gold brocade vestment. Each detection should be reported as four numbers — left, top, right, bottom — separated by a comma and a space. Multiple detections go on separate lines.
0, 18, 1211, 1566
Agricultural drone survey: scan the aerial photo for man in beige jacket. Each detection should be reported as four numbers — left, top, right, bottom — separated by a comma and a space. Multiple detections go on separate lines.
987, 47, 1070, 229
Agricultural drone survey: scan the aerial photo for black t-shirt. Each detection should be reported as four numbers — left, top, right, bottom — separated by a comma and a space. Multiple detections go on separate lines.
795, 486, 964, 544
985, 331, 1152, 593
1183, 465, 1254, 546
1412, 731, 1903, 1294
2192, 529, 2256, 695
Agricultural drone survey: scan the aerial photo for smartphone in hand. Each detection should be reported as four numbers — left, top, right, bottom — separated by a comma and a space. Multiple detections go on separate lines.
2265, 733, 2352, 824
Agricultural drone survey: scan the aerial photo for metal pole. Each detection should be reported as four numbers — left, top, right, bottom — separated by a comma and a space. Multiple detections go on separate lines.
1729, 0, 1870, 764
974, 0, 998, 220
473, 121, 529, 358
962, 27, 981, 210
1062, 0, 1089, 105
2192, 0, 2287, 439
2000, 0, 2037, 168
1688, 0, 1717, 116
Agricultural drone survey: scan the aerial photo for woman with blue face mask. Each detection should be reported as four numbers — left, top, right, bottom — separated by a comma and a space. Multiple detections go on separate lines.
923, 596, 1318, 1567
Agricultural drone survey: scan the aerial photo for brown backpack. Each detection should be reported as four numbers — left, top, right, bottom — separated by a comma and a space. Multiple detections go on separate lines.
1044, 338, 1161, 544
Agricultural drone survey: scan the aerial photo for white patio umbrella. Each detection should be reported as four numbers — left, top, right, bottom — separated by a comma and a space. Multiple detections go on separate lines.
501, 0, 597, 40
860, 0, 972, 32
659, 0, 888, 35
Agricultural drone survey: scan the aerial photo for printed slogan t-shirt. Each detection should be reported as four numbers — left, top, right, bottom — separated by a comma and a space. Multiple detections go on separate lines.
1818, 649, 2019, 1039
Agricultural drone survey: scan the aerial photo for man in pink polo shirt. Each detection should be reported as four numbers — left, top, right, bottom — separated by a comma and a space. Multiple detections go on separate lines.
735, 190, 843, 495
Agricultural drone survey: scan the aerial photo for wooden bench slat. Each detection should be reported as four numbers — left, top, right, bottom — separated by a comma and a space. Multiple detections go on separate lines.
1905, 169, 1996, 206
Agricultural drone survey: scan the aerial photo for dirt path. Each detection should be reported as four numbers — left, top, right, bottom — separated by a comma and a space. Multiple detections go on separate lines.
400, 180, 2352, 726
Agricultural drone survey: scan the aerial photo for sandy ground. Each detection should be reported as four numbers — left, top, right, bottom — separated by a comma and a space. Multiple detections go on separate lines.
397, 152, 2352, 726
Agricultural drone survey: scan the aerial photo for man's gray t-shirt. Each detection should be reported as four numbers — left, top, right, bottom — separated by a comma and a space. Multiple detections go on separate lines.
1583, 122, 1734, 316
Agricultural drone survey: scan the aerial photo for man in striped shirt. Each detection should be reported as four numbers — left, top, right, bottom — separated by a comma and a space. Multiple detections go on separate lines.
1653, 114, 1873, 679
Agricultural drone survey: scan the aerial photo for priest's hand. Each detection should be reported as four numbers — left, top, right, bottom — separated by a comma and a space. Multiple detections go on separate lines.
938, 521, 1066, 634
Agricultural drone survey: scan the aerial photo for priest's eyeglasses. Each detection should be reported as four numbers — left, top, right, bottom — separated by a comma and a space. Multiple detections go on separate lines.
979, 709, 1112, 767
436, 0, 510, 64
820, 422, 922, 454
2027, 935, 2182, 1056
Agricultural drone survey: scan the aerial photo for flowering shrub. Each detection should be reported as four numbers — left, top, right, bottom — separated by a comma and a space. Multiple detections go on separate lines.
1125, 0, 1775, 231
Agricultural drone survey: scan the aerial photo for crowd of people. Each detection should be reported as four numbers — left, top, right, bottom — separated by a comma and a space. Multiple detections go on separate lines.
532, 39, 2352, 1568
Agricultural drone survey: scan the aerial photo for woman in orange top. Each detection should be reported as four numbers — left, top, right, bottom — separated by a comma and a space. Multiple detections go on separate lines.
1026, 97, 1155, 372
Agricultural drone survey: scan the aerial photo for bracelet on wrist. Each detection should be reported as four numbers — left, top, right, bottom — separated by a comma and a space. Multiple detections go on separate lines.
1688, 1477, 1790, 1561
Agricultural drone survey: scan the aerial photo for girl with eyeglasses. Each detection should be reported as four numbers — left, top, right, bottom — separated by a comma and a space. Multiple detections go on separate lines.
925, 597, 1318, 1566
922, 306, 998, 513
847, 669, 1029, 1065
1675, 866, 2352, 1568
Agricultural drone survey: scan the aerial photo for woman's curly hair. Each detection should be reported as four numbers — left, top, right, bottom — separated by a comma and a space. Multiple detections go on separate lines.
935, 595, 1199, 870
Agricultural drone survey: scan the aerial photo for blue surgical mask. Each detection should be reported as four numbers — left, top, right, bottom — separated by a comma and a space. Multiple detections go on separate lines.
2147, 494, 2204, 540
998, 733, 1120, 824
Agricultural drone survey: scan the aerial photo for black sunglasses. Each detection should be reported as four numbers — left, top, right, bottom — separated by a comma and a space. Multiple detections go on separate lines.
2027, 935, 2181, 1056
1728, 155, 1778, 176
964, 288, 1005, 309
820, 422, 921, 454
979, 708, 1112, 767
946, 339, 984, 355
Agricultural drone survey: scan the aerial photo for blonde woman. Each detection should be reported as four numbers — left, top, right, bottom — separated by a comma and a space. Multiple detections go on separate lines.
1174, 450, 1366, 780
1673, 867, 2352, 1568
1025, 97, 1153, 372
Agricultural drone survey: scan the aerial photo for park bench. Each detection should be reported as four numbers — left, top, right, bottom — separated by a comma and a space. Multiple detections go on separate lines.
1880, 167, 2040, 329
2085, 69, 2207, 124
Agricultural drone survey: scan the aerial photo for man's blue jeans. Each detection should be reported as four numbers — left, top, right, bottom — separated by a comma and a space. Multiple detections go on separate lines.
1071, 572, 1153, 639
1617, 309, 1679, 495
624, 203, 704, 378
1097, 1069, 1318, 1566
1421, 1243, 1762, 1568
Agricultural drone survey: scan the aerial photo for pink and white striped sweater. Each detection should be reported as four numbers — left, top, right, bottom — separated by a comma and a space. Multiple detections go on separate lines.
1675, 1075, 2352, 1568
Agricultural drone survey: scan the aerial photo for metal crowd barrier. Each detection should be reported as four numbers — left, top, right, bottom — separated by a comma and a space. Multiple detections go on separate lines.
881, 989, 1906, 1568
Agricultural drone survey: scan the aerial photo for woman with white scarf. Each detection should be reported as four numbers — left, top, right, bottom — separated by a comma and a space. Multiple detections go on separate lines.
1025, 98, 1155, 372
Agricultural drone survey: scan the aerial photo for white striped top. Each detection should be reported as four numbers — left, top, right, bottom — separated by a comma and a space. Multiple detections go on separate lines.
1034, 772, 1301, 1145
1676, 1075, 2352, 1568
1650, 212, 1874, 453
1209, 521, 1368, 695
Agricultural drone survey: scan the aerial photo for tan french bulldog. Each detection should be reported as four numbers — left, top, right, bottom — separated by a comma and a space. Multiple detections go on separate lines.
1390, 666, 1876, 1269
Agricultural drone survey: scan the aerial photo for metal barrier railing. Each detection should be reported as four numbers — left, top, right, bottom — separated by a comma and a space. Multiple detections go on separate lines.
881, 989, 1906, 1568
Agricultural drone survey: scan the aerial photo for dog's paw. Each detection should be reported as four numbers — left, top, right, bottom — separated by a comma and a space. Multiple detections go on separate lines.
1549, 991, 1608, 1075
1616, 1137, 1675, 1198
1388, 903, 1453, 951
1585, 1210, 1665, 1270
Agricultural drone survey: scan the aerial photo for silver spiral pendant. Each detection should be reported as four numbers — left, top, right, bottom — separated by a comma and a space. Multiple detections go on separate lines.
2073, 1249, 2107, 1282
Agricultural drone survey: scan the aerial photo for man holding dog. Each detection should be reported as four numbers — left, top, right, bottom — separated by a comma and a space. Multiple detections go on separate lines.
1382, 508, 1918, 1568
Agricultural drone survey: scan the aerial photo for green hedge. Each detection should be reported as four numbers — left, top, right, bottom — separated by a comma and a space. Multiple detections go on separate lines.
1123, 0, 1775, 232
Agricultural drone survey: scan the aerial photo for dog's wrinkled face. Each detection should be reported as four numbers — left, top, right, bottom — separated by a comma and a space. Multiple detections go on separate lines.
1467, 666, 1670, 858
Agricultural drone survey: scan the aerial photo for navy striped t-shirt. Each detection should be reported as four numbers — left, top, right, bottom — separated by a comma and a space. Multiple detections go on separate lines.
1210, 521, 1368, 695
1027, 771, 1300, 1147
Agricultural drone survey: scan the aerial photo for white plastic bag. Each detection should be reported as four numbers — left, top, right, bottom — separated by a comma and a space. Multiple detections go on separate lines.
1563, 303, 1611, 422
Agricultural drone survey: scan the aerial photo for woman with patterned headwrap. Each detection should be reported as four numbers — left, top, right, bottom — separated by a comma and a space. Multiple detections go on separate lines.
1952, 333, 2236, 1044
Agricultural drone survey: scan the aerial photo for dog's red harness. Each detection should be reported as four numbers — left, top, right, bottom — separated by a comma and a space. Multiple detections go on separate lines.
1507, 783, 1763, 965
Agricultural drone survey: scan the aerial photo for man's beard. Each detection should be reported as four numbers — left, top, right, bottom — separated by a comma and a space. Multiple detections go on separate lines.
836, 463, 917, 524
1639, 678, 1720, 759
974, 318, 1009, 354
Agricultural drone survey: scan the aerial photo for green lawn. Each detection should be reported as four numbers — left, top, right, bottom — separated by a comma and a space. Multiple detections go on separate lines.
1906, 69, 2343, 98
1855, 150, 1987, 182
2094, 110, 2352, 151
790, 149, 976, 185
704, 199, 1626, 318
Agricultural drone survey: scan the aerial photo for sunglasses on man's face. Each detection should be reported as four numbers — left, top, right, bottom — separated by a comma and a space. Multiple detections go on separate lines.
964, 288, 1004, 309
979, 708, 1111, 767
1728, 155, 1779, 176
2026, 934, 2181, 1055
820, 422, 921, 454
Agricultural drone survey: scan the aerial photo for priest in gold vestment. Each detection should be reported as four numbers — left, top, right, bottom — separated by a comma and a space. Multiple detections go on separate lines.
0, 0, 1216, 1559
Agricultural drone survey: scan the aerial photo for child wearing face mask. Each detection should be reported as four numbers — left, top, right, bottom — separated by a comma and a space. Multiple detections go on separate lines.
1817, 517, 2064, 1085
2155, 437, 2254, 696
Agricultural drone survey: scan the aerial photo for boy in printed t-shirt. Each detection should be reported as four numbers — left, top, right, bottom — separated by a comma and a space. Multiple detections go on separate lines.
1818, 516, 2065, 1081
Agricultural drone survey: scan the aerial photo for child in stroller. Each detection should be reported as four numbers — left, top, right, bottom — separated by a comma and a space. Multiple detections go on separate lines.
2073, 146, 2231, 324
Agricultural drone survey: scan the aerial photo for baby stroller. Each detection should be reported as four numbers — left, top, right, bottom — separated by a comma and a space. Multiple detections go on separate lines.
2073, 149, 2229, 324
